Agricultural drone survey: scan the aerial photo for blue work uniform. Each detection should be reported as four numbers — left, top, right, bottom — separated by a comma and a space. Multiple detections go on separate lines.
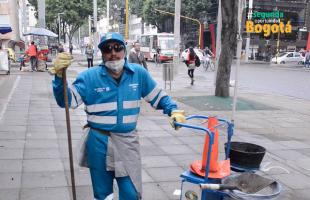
52, 61, 177, 200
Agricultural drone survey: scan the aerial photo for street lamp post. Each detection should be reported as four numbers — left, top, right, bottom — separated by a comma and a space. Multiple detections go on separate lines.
57, 12, 64, 44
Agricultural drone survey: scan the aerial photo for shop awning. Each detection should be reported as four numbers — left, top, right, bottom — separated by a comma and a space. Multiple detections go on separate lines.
0, 26, 12, 34
23, 27, 58, 37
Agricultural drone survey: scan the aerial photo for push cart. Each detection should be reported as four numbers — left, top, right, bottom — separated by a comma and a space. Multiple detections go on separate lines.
174, 115, 281, 200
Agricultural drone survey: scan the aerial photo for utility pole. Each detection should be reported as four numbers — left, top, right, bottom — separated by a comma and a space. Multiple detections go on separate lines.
173, 0, 181, 75
38, 0, 46, 28
245, 0, 253, 62
8, 0, 20, 42
22, 0, 28, 43
38, 0, 46, 45
57, 13, 63, 44
93, 0, 98, 56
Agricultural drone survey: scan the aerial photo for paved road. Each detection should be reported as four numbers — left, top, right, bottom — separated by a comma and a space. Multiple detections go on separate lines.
1, 60, 309, 102
231, 63, 310, 100
163, 61, 310, 100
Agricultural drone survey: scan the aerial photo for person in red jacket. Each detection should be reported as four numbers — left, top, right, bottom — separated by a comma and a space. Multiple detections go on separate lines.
26, 41, 38, 71
185, 47, 197, 85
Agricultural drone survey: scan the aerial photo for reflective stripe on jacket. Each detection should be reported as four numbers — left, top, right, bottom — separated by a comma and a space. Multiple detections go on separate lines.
52, 61, 177, 133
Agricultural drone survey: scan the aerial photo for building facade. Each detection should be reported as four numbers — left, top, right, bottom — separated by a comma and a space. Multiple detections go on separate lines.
248, 0, 310, 58
128, 15, 157, 42
0, 0, 36, 50
0, 0, 20, 48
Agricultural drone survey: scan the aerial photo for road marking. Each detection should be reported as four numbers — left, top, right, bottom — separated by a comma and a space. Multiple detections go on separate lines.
0, 75, 20, 121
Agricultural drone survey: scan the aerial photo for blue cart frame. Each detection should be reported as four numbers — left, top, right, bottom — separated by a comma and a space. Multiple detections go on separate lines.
174, 115, 234, 200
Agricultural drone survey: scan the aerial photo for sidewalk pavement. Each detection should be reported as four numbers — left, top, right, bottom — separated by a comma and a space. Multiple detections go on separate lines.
1, 59, 310, 200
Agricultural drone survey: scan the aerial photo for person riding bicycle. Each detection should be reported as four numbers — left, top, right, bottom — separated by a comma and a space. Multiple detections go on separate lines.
204, 46, 214, 58
203, 47, 215, 71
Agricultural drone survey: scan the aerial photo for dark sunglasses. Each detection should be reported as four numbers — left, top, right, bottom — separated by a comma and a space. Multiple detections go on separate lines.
101, 44, 125, 53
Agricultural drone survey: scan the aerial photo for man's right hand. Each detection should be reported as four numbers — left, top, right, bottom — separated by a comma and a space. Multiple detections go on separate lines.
48, 52, 73, 77
170, 110, 186, 130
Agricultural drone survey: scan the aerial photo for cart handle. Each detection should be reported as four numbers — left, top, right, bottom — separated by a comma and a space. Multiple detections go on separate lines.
181, 115, 234, 159
175, 115, 234, 138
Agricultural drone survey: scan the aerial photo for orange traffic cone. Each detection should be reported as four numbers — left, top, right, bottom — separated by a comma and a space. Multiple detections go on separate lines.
201, 116, 219, 173
190, 116, 231, 179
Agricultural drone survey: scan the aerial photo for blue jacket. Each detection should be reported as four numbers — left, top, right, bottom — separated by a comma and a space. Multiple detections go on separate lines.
52, 62, 177, 133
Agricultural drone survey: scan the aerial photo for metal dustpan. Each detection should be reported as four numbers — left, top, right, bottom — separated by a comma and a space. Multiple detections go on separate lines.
222, 172, 275, 194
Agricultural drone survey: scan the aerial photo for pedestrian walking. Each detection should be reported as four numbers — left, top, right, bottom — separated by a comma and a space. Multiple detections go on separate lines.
69, 43, 73, 55
128, 41, 148, 70
26, 41, 37, 71
49, 32, 186, 200
85, 44, 94, 68
305, 50, 310, 68
58, 44, 64, 53
185, 47, 198, 85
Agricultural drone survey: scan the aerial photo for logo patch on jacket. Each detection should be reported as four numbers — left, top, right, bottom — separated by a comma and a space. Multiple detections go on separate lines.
129, 83, 139, 91
94, 87, 110, 93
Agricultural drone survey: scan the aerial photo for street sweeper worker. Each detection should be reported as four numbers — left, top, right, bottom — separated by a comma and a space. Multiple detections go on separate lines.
50, 32, 186, 200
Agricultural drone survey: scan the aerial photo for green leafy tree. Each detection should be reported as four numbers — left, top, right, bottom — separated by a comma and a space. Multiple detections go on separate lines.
130, 0, 145, 33
142, 0, 174, 32
181, 0, 211, 21
28, 0, 106, 45
142, 0, 211, 32
130, 0, 144, 16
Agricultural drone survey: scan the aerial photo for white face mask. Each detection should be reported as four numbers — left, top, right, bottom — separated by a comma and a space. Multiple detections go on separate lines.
105, 59, 125, 73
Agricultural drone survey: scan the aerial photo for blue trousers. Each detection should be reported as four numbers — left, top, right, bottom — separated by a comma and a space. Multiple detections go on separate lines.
87, 131, 138, 200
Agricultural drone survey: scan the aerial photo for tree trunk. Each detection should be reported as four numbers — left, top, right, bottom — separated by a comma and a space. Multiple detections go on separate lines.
215, 0, 238, 97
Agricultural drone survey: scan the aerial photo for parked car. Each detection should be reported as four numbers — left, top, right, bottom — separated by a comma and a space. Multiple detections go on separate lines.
181, 48, 204, 62
271, 52, 305, 65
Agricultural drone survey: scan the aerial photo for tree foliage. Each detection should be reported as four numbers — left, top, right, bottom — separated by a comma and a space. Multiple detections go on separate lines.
181, 0, 211, 21
141, 0, 211, 32
142, 0, 174, 32
130, 0, 144, 16
28, 0, 106, 45
215, 0, 238, 97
